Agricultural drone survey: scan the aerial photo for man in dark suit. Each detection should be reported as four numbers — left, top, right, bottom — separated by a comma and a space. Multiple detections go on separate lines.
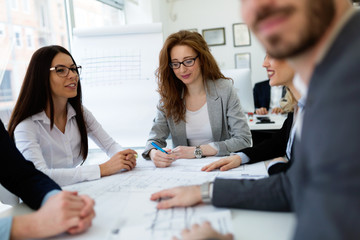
253, 79, 285, 115
254, 79, 271, 113
0, 120, 95, 240
151, 0, 360, 239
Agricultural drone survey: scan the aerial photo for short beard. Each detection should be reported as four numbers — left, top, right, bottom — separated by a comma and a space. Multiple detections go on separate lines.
266, 0, 336, 59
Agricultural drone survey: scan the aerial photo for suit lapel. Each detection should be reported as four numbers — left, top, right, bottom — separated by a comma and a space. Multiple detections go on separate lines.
172, 119, 188, 146
171, 88, 188, 146
206, 80, 223, 141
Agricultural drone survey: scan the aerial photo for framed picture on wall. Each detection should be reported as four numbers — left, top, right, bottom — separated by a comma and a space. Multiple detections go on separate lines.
202, 27, 226, 46
235, 53, 251, 69
233, 23, 251, 47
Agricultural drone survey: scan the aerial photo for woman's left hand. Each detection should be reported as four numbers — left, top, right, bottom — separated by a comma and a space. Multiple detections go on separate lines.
271, 107, 283, 114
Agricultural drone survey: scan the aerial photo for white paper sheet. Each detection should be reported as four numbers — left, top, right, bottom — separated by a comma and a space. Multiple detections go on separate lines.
53, 156, 267, 239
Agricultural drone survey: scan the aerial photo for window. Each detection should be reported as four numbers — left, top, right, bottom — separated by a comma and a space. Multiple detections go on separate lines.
1, 0, 69, 110
13, 26, 22, 48
40, 5, 47, 28
0, 23, 5, 38
12, 0, 18, 10
22, 0, 30, 13
25, 28, 34, 49
73, 0, 125, 28
57, 3, 63, 27
0, 71, 12, 102
1, 0, 130, 148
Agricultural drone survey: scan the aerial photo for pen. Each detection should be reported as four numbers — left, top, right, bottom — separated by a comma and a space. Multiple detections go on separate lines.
151, 142, 169, 154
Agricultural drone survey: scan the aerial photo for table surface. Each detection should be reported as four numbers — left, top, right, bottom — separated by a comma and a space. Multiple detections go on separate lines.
0, 153, 296, 240
248, 113, 287, 130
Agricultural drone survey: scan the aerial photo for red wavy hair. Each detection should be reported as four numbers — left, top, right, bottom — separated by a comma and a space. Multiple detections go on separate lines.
156, 30, 229, 123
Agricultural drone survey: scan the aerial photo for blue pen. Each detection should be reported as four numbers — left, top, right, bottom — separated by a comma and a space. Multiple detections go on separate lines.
151, 142, 169, 154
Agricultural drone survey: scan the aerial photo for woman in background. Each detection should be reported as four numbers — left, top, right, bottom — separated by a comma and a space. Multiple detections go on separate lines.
202, 54, 303, 175
142, 30, 251, 167
8, 45, 137, 186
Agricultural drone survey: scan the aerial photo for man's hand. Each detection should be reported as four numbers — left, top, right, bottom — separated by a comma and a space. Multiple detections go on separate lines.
201, 155, 242, 172
11, 191, 95, 239
150, 185, 202, 209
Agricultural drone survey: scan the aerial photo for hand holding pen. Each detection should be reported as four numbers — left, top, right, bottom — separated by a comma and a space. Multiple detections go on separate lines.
149, 142, 176, 168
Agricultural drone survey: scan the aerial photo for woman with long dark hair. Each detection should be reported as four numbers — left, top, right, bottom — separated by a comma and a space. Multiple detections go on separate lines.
8, 45, 137, 186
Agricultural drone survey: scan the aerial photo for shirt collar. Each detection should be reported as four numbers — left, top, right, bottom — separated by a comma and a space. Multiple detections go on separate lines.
297, 95, 306, 111
31, 103, 77, 124
315, 8, 356, 64
293, 73, 308, 98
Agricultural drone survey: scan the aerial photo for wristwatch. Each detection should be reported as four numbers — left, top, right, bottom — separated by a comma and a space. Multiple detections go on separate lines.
200, 181, 212, 203
194, 146, 202, 159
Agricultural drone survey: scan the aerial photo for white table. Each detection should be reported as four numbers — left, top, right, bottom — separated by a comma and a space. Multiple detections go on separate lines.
248, 114, 287, 130
0, 204, 296, 240
0, 154, 296, 240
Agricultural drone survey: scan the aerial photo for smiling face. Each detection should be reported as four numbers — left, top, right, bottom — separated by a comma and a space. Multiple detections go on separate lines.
241, 0, 335, 59
49, 52, 79, 103
263, 55, 294, 87
170, 44, 202, 86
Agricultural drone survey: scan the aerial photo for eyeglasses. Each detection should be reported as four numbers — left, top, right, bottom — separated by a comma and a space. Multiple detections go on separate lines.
49, 65, 82, 77
169, 56, 199, 69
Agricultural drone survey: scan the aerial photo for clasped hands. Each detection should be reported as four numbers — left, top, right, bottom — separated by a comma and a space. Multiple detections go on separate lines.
12, 191, 95, 239
100, 149, 137, 176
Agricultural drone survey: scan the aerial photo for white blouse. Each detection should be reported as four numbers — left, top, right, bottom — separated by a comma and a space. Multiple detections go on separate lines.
186, 103, 214, 147
14, 104, 122, 186
269, 86, 283, 109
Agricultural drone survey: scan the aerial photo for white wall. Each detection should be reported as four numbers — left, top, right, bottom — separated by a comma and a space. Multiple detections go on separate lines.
125, 0, 268, 85
124, 0, 154, 24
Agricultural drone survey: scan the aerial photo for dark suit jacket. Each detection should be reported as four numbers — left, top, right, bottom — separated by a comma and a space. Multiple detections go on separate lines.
253, 80, 271, 110
254, 80, 286, 110
212, 11, 360, 239
0, 120, 61, 209
242, 113, 293, 163
239, 113, 293, 175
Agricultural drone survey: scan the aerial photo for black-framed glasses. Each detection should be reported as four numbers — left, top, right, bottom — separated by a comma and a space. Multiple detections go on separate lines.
169, 56, 199, 69
49, 65, 82, 77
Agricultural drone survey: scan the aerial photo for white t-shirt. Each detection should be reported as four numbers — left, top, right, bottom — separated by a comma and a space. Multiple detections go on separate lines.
185, 103, 214, 147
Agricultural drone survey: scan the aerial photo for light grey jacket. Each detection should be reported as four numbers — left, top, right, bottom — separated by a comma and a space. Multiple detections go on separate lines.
142, 78, 252, 159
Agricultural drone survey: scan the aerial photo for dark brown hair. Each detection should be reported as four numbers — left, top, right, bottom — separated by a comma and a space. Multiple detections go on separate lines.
8, 45, 88, 159
156, 30, 229, 123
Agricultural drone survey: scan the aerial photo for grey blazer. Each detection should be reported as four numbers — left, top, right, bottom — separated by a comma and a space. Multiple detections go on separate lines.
142, 79, 252, 159
211, 11, 360, 240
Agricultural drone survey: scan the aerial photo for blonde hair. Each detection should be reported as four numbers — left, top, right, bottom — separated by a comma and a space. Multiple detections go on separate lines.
280, 88, 297, 113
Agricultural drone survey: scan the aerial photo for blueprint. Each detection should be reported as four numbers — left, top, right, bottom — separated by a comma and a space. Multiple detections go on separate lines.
52, 156, 267, 240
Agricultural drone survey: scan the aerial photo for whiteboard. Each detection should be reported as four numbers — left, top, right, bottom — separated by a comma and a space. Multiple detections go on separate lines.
71, 23, 163, 148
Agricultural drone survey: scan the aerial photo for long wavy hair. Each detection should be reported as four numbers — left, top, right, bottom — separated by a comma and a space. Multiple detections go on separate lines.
8, 45, 88, 159
280, 88, 297, 113
156, 30, 229, 123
